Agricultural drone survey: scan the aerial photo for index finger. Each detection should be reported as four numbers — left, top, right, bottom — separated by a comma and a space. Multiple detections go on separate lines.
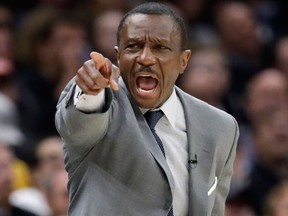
90, 51, 119, 91
90, 51, 110, 77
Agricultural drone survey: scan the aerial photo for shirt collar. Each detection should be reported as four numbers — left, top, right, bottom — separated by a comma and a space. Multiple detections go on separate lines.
119, 77, 178, 128
159, 88, 178, 128
140, 88, 178, 128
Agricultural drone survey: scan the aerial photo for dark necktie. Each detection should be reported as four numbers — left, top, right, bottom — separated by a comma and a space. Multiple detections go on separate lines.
144, 110, 174, 216
144, 110, 166, 156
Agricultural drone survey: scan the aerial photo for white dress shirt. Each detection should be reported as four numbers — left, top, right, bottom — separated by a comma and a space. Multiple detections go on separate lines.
152, 89, 189, 216
74, 81, 189, 216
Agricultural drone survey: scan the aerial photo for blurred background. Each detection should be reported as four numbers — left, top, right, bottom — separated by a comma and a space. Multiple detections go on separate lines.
0, 0, 287, 216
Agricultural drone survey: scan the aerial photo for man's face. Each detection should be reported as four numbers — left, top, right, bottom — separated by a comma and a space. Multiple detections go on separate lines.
115, 14, 191, 109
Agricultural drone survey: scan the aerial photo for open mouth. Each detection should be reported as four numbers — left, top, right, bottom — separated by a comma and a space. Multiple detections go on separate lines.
136, 75, 158, 93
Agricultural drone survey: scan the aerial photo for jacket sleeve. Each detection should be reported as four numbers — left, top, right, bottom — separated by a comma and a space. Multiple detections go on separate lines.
55, 77, 113, 171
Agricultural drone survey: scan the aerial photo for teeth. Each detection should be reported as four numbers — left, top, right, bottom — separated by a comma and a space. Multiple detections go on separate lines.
139, 75, 153, 78
139, 88, 154, 93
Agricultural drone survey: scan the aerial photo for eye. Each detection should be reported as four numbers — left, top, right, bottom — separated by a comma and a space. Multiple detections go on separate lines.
154, 44, 170, 50
126, 43, 142, 50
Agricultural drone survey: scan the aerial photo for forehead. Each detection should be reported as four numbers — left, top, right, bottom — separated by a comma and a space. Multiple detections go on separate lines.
121, 14, 179, 41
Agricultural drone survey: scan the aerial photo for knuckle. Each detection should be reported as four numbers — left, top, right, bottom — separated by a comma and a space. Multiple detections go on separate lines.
86, 81, 97, 89
89, 71, 99, 80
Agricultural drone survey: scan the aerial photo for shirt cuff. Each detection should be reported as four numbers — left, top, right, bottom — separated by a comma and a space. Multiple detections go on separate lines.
73, 85, 105, 112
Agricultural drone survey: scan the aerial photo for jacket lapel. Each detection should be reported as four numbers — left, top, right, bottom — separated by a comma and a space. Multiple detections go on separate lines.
177, 88, 215, 216
126, 86, 176, 192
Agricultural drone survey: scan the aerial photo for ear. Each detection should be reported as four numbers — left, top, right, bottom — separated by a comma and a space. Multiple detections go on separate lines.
114, 46, 120, 66
180, 50, 191, 74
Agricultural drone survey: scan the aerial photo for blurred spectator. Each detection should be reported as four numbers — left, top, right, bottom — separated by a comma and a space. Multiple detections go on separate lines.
238, 68, 288, 178
253, 106, 288, 178
48, 11, 92, 97
241, 104, 288, 215
43, 169, 68, 216
0, 92, 31, 191
0, 35, 40, 164
0, 6, 41, 165
214, 1, 263, 67
0, 57, 42, 165
10, 136, 65, 216
214, 1, 271, 118
0, 93, 24, 146
245, 68, 288, 124
226, 68, 288, 216
92, 9, 123, 64
14, 7, 92, 147
33, 136, 65, 191
11, 156, 31, 191
171, 0, 219, 48
264, 181, 288, 216
0, 144, 37, 216
177, 46, 232, 112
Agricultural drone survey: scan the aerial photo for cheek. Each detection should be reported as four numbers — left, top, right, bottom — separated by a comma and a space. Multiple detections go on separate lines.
160, 71, 179, 99
162, 62, 182, 85
165, 72, 179, 86
118, 55, 134, 74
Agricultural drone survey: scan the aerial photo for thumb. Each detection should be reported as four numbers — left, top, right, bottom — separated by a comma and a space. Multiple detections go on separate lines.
109, 64, 120, 91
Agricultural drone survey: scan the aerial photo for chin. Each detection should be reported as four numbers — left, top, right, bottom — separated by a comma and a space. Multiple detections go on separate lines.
136, 99, 159, 110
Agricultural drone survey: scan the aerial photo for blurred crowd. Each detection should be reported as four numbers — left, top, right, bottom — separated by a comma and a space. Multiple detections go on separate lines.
0, 0, 288, 216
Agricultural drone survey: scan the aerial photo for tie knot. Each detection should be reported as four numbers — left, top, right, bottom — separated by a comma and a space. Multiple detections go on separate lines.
144, 110, 164, 129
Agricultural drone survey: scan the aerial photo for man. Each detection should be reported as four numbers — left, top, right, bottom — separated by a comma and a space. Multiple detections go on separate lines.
0, 144, 38, 216
55, 2, 239, 216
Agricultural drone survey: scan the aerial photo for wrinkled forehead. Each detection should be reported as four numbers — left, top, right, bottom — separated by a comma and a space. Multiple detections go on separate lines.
121, 14, 180, 41
124, 14, 176, 27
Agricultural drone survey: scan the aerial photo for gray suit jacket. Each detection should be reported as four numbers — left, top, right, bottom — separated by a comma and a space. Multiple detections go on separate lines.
55, 78, 239, 216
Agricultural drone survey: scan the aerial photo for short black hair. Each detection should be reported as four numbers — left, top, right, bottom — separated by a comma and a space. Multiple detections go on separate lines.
117, 2, 188, 50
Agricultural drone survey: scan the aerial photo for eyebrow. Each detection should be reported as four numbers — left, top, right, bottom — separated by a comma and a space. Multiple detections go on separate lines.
125, 36, 171, 44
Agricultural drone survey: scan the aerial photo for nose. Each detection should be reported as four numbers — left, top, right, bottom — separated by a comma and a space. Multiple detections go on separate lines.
136, 46, 156, 66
